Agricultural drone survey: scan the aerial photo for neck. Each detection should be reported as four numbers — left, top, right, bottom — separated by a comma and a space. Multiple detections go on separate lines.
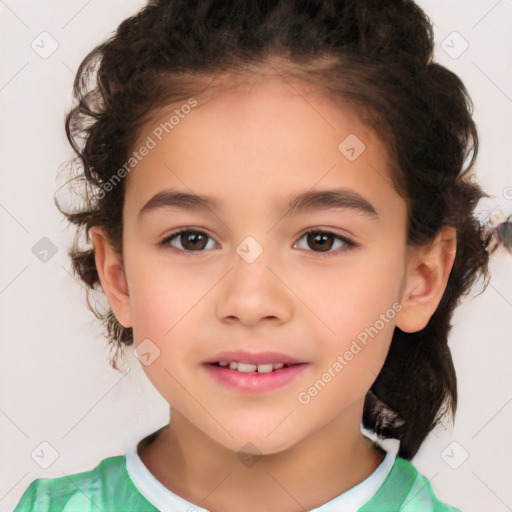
137, 404, 386, 512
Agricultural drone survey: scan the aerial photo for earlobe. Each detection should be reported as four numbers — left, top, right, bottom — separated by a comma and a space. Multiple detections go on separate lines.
396, 226, 457, 333
88, 226, 133, 328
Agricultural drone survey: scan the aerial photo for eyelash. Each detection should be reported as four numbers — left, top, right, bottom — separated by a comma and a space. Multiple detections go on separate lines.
160, 228, 358, 258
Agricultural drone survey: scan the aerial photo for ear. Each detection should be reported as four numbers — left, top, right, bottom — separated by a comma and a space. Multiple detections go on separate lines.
88, 226, 133, 328
396, 225, 457, 333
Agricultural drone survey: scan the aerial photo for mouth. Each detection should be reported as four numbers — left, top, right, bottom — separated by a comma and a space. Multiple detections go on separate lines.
202, 351, 309, 392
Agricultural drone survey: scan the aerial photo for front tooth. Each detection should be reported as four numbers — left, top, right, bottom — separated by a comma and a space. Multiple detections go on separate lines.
229, 361, 238, 370
237, 362, 257, 373
273, 363, 284, 370
257, 363, 274, 373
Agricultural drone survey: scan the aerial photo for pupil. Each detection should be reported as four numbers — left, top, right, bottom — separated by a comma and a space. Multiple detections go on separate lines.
308, 232, 332, 252
183, 231, 207, 250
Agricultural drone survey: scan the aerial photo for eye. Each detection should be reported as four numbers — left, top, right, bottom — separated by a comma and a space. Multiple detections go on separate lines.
161, 229, 217, 252
160, 228, 357, 256
293, 230, 356, 257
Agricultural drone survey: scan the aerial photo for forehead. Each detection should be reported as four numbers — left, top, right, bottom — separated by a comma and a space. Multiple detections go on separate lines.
125, 75, 400, 216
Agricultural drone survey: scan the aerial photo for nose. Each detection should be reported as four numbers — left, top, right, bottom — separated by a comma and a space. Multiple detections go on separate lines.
215, 243, 294, 327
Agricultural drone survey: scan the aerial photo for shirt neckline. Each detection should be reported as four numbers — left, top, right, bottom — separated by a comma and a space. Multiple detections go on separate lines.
125, 427, 398, 512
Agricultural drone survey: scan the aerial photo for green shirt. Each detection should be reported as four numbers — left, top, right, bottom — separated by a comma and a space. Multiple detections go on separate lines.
14, 442, 462, 512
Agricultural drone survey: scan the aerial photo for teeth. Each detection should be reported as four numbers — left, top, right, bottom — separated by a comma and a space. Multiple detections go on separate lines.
256, 363, 274, 373
237, 362, 257, 373
216, 361, 289, 373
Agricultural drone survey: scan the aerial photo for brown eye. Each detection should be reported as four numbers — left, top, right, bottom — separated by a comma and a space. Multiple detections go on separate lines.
293, 230, 355, 256
163, 230, 216, 252
306, 231, 335, 252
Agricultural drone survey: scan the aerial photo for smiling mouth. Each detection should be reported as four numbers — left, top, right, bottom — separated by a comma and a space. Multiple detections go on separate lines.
204, 359, 308, 392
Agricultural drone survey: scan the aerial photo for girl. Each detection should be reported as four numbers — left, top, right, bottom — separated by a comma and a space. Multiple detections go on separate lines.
13, 0, 508, 511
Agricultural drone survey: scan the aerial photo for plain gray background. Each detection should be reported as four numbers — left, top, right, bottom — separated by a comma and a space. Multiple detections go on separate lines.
1, 1, 511, 511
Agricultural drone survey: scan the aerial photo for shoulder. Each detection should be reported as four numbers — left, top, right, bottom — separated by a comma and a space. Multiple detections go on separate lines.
13, 454, 158, 512
359, 456, 463, 512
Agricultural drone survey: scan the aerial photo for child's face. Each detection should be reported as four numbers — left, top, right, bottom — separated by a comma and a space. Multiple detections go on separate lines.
118, 76, 409, 454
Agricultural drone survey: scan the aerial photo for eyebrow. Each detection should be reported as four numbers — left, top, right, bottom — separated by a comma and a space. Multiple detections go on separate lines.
138, 188, 379, 219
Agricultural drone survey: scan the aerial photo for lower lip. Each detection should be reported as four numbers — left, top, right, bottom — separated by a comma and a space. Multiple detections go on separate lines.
203, 363, 309, 393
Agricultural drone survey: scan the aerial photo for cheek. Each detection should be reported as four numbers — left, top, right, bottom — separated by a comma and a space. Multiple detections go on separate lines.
129, 278, 198, 406
292, 249, 404, 345
125, 251, 197, 336
126, 258, 209, 379
295, 309, 398, 417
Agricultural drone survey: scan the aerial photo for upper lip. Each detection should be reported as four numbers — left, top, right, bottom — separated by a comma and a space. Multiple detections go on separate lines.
203, 350, 305, 365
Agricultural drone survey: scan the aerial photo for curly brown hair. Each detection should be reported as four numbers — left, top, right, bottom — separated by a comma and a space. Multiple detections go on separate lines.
59, 0, 498, 460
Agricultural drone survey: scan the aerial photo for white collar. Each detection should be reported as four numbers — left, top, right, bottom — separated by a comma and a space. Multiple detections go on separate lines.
125, 427, 398, 512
